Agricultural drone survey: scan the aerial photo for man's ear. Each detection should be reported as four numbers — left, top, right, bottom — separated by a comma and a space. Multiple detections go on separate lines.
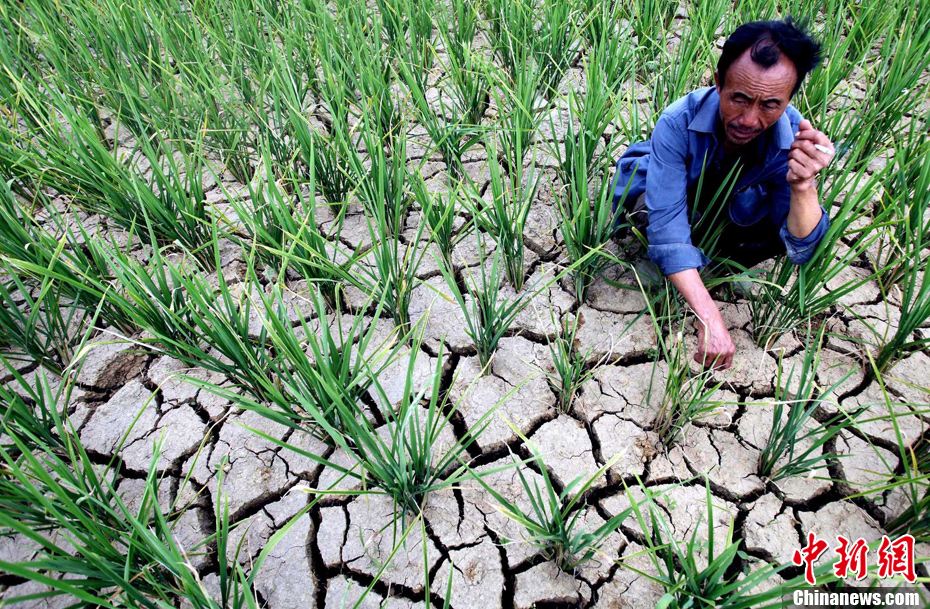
713, 71, 721, 91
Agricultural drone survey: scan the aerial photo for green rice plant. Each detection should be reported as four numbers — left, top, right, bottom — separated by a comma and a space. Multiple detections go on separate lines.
648, 324, 725, 449
575, 0, 623, 50
363, 206, 430, 337
0, 354, 314, 608
0, 185, 136, 335
625, 0, 679, 77
231, 144, 359, 309
626, 478, 843, 608
855, 357, 930, 543
241, 283, 405, 435
469, 420, 636, 572
353, 24, 403, 149
232, 329, 496, 517
546, 313, 604, 414
436, 238, 591, 370
349, 118, 411, 239
436, 4, 491, 130
650, 0, 730, 117
0, 78, 215, 262
553, 130, 631, 301
436, 239, 519, 369
482, 0, 580, 98
411, 177, 470, 271
819, 4, 930, 171
554, 29, 635, 185
638, 282, 724, 448
377, 0, 435, 71
0, 265, 95, 375
477, 138, 538, 291
796, 0, 894, 125
872, 117, 930, 373
481, 0, 535, 81
689, 157, 743, 263
398, 51, 481, 180
95, 235, 292, 410
757, 328, 858, 481
748, 158, 892, 348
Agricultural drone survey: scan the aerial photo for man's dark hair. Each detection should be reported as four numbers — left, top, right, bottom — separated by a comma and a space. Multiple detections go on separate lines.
716, 18, 822, 96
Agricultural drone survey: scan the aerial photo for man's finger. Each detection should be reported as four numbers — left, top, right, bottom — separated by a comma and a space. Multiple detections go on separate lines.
794, 140, 833, 160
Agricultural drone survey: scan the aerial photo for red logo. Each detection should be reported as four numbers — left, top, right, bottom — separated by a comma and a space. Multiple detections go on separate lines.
791, 532, 916, 585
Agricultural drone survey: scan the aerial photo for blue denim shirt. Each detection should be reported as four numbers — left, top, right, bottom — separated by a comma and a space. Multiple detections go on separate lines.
612, 87, 830, 276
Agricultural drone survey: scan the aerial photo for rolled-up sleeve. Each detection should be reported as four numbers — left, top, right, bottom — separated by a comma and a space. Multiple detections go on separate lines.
645, 115, 710, 275
779, 207, 830, 264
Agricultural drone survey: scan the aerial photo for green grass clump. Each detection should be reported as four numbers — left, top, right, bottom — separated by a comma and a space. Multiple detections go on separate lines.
470, 422, 635, 572
757, 329, 857, 481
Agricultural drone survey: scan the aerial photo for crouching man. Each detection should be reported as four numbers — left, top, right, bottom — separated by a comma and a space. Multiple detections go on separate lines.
612, 18, 834, 370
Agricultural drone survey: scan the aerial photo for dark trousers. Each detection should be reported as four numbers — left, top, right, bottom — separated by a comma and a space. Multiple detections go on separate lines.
628, 194, 786, 271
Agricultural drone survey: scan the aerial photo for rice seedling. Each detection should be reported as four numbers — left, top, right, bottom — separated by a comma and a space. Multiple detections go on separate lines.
625, 0, 679, 77
795, 0, 893, 126
640, 284, 724, 448
366, 197, 432, 335
649, 0, 730, 118
233, 281, 405, 437
546, 313, 604, 414
0, 265, 96, 375
553, 116, 633, 300
0, 78, 216, 262
378, 0, 436, 71
748, 157, 893, 348
398, 51, 482, 180
411, 177, 470, 271
626, 479, 843, 609
469, 420, 636, 572
757, 328, 858, 481
817, 3, 930, 171
230, 144, 358, 309
436, 0, 489, 128
851, 360, 930, 544
649, 326, 725, 449
476, 137, 538, 291
554, 31, 635, 184
437, 237, 597, 370
871, 116, 930, 374
94, 234, 294, 410
0, 185, 139, 337
237, 327, 496, 518
0, 354, 316, 608
349, 117, 412, 239
688, 159, 744, 264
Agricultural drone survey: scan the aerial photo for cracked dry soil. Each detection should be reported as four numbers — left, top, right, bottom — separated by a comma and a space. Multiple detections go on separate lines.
3, 254, 929, 608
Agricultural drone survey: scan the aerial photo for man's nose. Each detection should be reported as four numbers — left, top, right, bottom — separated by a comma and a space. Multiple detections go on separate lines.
740, 105, 762, 128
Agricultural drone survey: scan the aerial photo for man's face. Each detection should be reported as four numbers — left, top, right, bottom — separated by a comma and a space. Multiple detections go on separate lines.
715, 48, 797, 147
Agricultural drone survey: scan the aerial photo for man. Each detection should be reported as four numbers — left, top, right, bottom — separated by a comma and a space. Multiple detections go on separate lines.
612, 18, 834, 370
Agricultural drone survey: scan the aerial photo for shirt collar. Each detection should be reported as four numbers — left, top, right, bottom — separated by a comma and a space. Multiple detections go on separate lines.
688, 87, 796, 150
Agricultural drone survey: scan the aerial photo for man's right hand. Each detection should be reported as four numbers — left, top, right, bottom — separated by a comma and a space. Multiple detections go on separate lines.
668, 268, 735, 370
694, 314, 735, 370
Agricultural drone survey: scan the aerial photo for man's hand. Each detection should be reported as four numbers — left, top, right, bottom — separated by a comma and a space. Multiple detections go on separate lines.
694, 313, 735, 370
669, 269, 735, 370
786, 119, 834, 191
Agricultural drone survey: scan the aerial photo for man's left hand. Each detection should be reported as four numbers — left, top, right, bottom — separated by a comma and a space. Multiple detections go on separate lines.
786, 119, 834, 191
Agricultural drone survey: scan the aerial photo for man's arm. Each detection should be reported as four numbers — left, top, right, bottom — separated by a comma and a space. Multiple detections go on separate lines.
643, 114, 735, 370
668, 269, 735, 370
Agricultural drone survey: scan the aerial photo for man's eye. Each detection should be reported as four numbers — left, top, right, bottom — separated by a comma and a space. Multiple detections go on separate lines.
763, 102, 780, 110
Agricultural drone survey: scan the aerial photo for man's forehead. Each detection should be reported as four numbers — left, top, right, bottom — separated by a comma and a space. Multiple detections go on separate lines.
723, 50, 797, 99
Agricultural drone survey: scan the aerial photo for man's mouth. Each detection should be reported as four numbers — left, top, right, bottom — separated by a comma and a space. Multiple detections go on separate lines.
729, 126, 759, 140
